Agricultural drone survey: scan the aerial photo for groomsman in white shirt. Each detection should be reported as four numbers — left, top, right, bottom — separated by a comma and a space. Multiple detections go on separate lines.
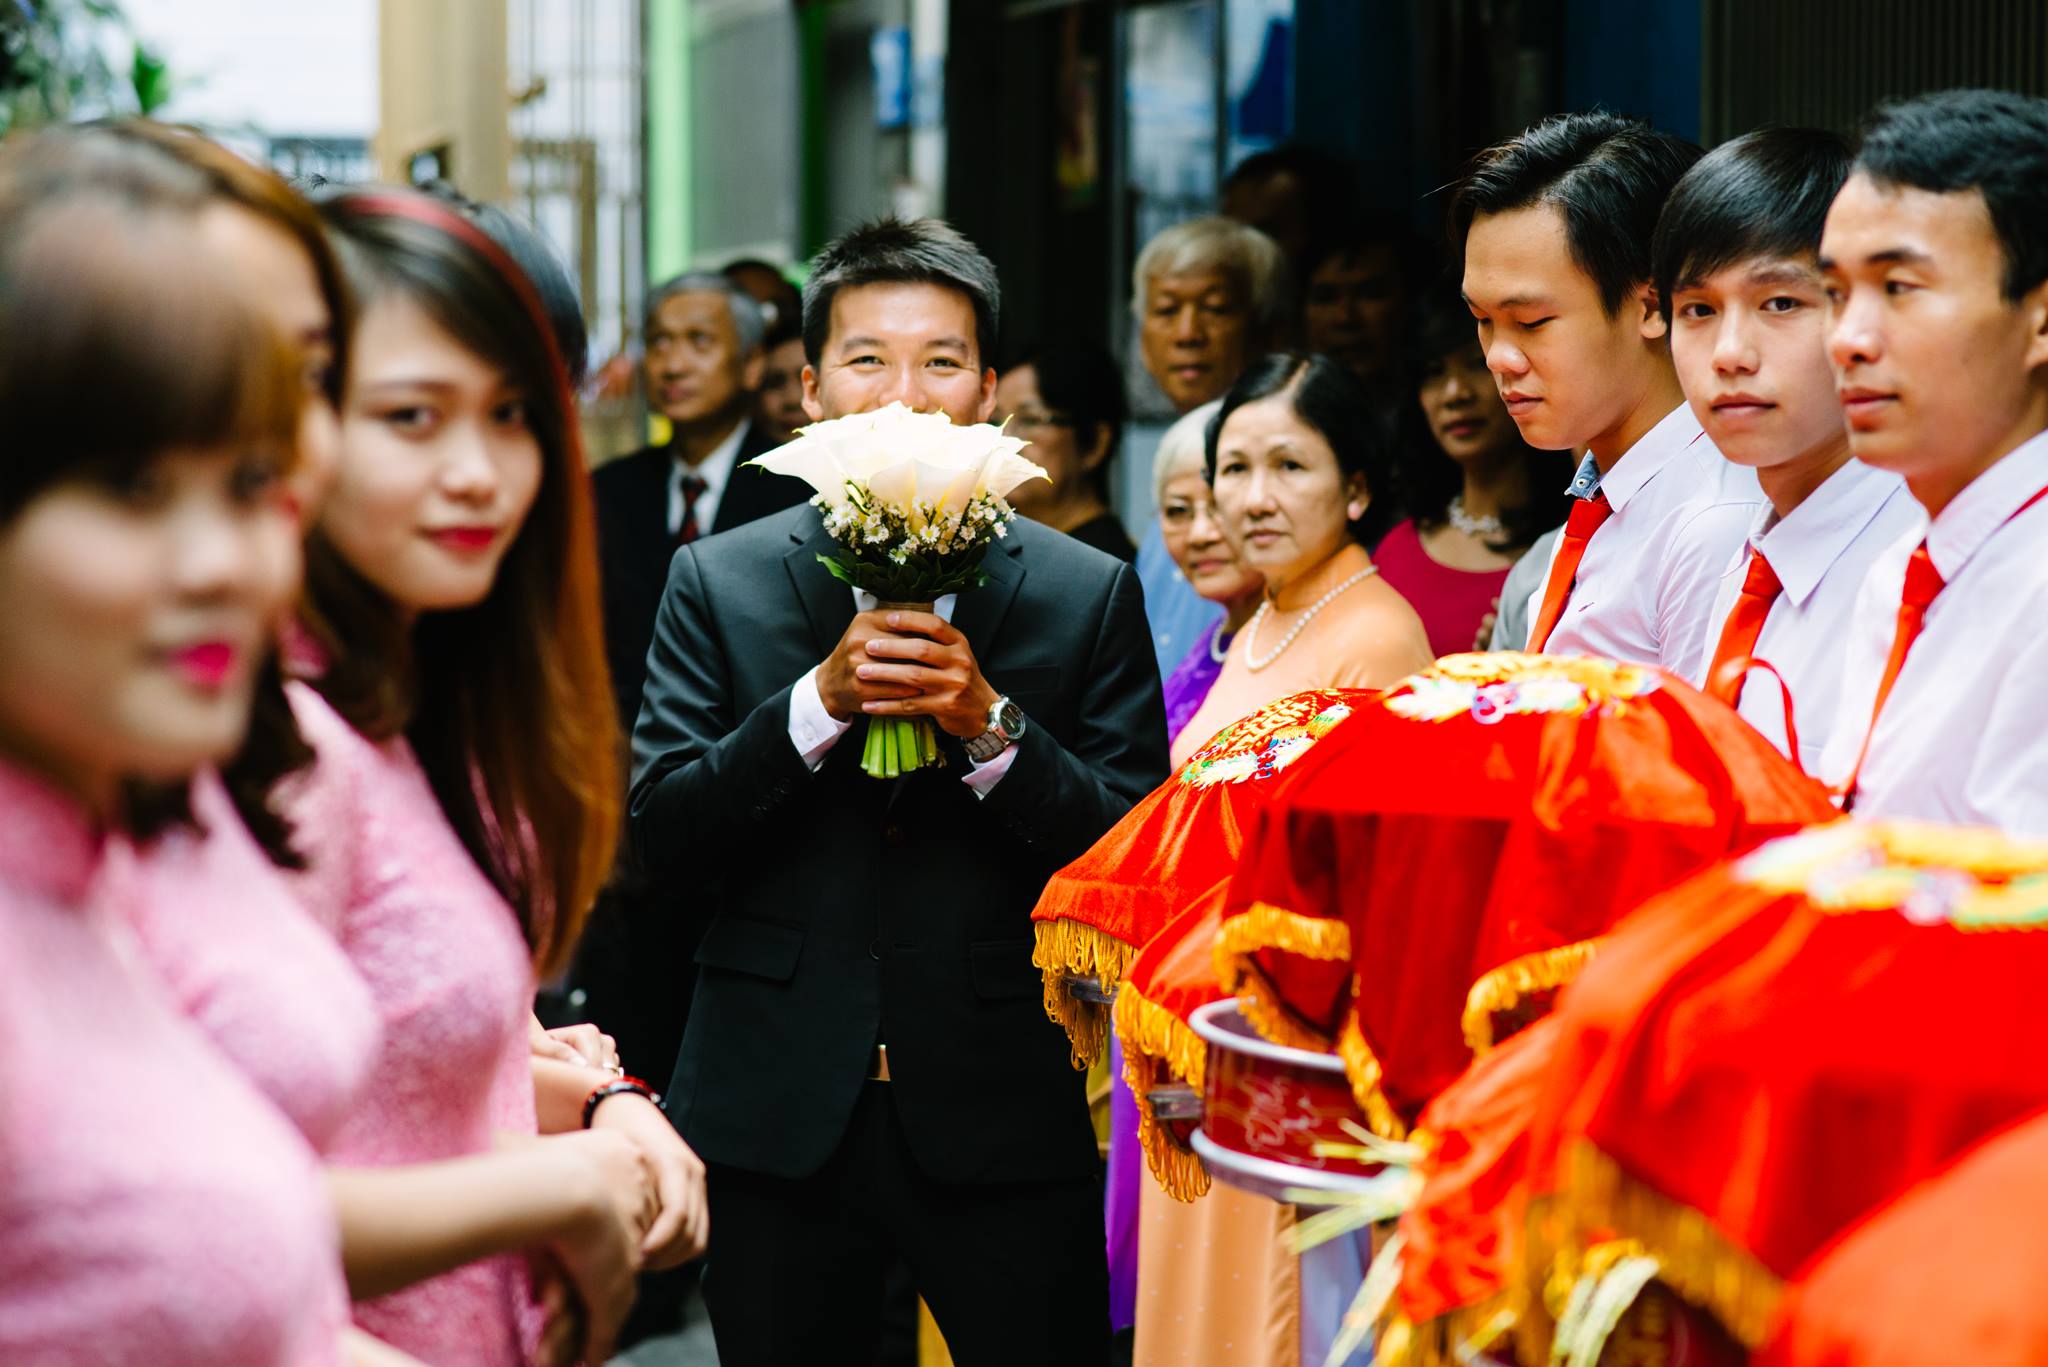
1814, 89, 2048, 835
1652, 127, 1917, 780
1455, 112, 1763, 671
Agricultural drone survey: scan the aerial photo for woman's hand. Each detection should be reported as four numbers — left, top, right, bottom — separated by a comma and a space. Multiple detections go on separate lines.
590, 1092, 710, 1269
529, 1016, 621, 1073
1474, 597, 1501, 651
541, 1128, 656, 1364
529, 1261, 582, 1367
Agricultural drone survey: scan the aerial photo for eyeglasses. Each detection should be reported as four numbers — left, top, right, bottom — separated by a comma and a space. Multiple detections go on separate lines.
1002, 408, 1076, 434
1159, 498, 1218, 530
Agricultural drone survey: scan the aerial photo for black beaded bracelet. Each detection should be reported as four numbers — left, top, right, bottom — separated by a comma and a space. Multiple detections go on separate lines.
581, 1075, 660, 1128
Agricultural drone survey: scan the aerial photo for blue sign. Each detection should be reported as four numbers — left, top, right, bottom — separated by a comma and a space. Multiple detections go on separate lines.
872, 26, 912, 130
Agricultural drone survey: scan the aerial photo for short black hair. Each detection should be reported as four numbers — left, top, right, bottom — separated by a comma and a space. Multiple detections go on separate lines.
1003, 339, 1127, 498
801, 216, 999, 368
1204, 351, 1401, 547
1652, 127, 1851, 322
1450, 111, 1703, 316
1853, 88, 2048, 302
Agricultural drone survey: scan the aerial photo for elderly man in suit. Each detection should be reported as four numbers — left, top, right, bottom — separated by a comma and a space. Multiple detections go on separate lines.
595, 270, 811, 722
630, 217, 1166, 1366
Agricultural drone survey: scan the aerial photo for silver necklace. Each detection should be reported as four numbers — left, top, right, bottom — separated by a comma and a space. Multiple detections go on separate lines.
1208, 620, 1231, 664
1448, 495, 1505, 540
1242, 565, 1378, 672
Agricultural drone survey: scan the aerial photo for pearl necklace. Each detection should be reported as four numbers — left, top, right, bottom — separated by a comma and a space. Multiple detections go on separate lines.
1242, 564, 1378, 672
1448, 495, 1505, 540
1208, 620, 1231, 664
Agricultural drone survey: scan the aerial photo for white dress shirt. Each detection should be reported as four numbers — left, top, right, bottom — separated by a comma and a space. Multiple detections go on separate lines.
666, 418, 753, 538
785, 589, 1019, 797
1525, 403, 1764, 673
1819, 429, 2048, 836
1693, 459, 1916, 780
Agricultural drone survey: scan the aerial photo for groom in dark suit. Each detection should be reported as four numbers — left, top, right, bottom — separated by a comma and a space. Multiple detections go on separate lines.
630, 218, 1167, 1366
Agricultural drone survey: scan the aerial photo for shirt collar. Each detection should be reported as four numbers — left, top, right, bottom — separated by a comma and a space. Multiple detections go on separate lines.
1924, 427, 2048, 582
1591, 402, 1702, 513
671, 417, 752, 498
1564, 451, 1602, 500
1752, 460, 1908, 609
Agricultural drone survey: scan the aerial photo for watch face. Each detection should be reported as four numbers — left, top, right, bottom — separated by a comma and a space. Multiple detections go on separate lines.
996, 700, 1026, 737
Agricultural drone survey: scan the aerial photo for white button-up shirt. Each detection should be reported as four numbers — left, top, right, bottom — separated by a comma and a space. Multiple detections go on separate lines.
1694, 459, 1916, 780
1819, 430, 2048, 836
665, 417, 752, 538
1528, 403, 1764, 673
785, 589, 1018, 797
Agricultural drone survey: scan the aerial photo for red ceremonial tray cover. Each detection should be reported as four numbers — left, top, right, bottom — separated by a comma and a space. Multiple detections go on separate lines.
1757, 1106, 2048, 1367
1213, 652, 1834, 1135
1525, 820, 2048, 1350
1030, 689, 1366, 1065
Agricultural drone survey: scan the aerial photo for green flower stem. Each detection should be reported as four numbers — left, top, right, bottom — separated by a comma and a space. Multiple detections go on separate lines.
857, 717, 944, 779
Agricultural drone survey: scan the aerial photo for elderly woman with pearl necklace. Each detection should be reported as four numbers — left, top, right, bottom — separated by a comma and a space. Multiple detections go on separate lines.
1166, 351, 1434, 770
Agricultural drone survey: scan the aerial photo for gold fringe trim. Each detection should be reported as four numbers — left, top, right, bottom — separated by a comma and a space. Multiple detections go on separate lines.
1461, 938, 1603, 1053
1335, 1013, 1410, 1141
1212, 902, 1354, 1056
1214, 901, 1355, 980
1031, 918, 1137, 1069
1560, 1141, 1784, 1350
1230, 955, 1337, 1054
1112, 981, 1211, 1201
1375, 1292, 1524, 1367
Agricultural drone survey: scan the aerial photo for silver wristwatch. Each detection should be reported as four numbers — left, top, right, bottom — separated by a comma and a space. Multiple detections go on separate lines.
963, 695, 1027, 763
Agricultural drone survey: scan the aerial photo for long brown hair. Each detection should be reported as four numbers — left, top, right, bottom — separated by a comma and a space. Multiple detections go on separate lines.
89, 121, 356, 867
310, 188, 618, 978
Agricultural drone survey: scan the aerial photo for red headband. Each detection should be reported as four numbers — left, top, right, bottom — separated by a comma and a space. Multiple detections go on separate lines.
328, 188, 577, 413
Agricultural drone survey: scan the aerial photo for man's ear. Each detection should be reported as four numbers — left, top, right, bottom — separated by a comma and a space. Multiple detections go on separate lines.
800, 364, 825, 422
975, 367, 999, 424
2022, 277, 2048, 375
1636, 280, 1669, 342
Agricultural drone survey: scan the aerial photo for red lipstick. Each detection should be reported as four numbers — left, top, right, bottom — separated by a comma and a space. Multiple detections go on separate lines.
428, 526, 500, 554
170, 641, 239, 690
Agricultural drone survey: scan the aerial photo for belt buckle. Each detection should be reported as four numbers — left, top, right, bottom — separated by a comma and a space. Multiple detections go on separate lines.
867, 1044, 892, 1082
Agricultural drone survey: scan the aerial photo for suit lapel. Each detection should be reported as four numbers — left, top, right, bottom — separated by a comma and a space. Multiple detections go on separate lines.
950, 534, 1024, 655
784, 509, 855, 658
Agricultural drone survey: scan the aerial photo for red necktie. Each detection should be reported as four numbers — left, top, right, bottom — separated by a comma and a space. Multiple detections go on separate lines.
1837, 541, 1944, 804
675, 473, 708, 547
1704, 551, 1784, 705
1526, 493, 1613, 653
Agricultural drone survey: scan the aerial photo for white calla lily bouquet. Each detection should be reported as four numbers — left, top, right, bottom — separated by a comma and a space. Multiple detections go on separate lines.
748, 402, 1048, 778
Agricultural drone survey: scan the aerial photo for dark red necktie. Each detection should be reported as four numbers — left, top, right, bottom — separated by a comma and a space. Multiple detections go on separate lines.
1527, 493, 1613, 653
675, 473, 708, 547
1704, 551, 1784, 705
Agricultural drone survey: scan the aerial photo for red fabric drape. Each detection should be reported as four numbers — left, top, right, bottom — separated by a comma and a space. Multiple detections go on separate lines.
1525, 821, 2048, 1349
1759, 1106, 2048, 1367
1215, 654, 1834, 1134
1029, 689, 1367, 1064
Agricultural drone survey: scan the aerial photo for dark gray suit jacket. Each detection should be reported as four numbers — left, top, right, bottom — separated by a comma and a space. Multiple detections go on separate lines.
628, 505, 1167, 1183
